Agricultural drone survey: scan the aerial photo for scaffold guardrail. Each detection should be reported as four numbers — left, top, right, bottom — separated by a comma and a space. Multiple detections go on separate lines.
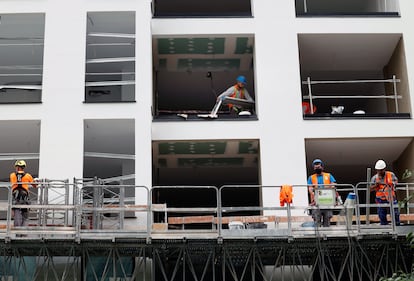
0, 181, 413, 241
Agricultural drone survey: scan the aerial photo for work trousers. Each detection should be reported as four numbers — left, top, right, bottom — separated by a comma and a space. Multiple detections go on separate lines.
376, 198, 400, 226
12, 188, 29, 227
312, 208, 333, 227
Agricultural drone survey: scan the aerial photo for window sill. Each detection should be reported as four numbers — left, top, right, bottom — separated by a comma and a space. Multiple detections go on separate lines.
303, 113, 410, 120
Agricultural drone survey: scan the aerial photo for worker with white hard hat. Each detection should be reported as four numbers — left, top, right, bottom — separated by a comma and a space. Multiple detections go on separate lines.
9, 160, 38, 228
370, 159, 400, 226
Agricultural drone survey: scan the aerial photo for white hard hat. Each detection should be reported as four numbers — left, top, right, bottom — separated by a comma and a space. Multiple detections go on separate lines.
375, 160, 386, 170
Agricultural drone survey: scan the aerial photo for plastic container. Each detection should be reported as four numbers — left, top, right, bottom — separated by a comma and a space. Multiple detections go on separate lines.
344, 192, 356, 227
229, 221, 245, 230
246, 222, 267, 229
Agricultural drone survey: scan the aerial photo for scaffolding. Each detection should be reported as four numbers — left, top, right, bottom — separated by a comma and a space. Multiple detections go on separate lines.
0, 181, 413, 280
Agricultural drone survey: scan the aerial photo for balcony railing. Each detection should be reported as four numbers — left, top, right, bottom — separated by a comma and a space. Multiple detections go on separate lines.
301, 75, 410, 118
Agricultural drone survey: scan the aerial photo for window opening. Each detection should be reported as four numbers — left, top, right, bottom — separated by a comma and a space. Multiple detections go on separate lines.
152, 0, 252, 18
153, 36, 256, 120
0, 13, 44, 103
296, 0, 400, 17
298, 33, 410, 119
85, 12, 135, 103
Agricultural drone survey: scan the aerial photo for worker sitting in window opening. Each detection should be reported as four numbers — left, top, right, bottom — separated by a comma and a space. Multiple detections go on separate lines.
307, 159, 341, 227
217, 75, 255, 116
10, 160, 38, 228
370, 159, 400, 226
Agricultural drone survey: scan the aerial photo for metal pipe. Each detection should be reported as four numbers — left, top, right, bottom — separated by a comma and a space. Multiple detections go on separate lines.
366, 168, 371, 225
307, 77, 314, 114
302, 78, 401, 84
303, 95, 402, 99
393, 75, 399, 113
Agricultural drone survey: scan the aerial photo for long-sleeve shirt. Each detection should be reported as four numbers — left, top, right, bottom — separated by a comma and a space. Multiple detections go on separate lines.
217, 85, 254, 102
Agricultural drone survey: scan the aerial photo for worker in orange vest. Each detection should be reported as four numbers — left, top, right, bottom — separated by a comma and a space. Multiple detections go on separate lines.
10, 160, 38, 227
217, 75, 254, 115
370, 159, 400, 226
307, 159, 338, 227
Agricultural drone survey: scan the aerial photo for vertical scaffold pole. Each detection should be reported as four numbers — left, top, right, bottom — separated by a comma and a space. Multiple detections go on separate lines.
307, 77, 314, 114
392, 75, 399, 113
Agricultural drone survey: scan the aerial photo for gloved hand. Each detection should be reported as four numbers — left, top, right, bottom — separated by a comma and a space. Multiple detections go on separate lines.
337, 196, 343, 205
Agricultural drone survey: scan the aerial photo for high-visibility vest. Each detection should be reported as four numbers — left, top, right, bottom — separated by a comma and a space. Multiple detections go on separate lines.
227, 85, 245, 109
311, 172, 332, 186
10, 172, 32, 191
375, 171, 395, 201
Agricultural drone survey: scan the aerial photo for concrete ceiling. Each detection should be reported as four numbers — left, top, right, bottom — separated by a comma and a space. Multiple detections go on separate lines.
298, 33, 402, 72
306, 137, 412, 167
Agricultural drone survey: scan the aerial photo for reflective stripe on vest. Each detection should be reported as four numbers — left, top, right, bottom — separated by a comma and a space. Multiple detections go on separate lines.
228, 85, 245, 109
229, 85, 245, 99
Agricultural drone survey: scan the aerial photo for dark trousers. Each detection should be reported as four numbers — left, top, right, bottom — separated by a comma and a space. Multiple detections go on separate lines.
376, 198, 400, 225
312, 209, 333, 227
12, 188, 29, 227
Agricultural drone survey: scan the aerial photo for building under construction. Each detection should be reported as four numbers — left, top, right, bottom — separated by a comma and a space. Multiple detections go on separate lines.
1, 0, 414, 280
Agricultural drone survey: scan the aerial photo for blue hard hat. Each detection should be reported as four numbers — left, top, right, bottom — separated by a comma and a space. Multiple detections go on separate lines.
236, 75, 247, 85
312, 159, 323, 166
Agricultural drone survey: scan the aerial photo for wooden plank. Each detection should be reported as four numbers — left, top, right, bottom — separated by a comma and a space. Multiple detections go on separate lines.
152, 204, 167, 211
277, 216, 313, 223
152, 223, 168, 231
83, 204, 149, 208
168, 215, 214, 224
168, 215, 276, 225
215, 216, 276, 224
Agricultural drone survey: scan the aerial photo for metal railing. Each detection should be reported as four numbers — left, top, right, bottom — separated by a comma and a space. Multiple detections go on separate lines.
302, 75, 401, 114
0, 181, 413, 241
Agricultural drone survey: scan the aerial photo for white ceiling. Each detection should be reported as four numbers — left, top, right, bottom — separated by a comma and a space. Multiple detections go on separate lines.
298, 33, 402, 72
306, 137, 412, 167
